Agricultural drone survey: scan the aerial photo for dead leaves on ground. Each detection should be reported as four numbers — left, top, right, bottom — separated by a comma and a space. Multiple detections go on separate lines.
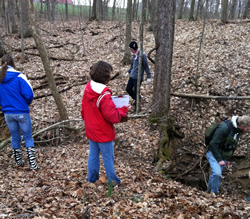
0, 19, 249, 218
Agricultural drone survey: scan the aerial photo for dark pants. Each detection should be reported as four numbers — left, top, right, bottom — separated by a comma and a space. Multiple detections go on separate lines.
126, 77, 142, 105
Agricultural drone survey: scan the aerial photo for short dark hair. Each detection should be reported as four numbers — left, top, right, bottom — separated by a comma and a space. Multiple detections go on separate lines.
89, 61, 113, 84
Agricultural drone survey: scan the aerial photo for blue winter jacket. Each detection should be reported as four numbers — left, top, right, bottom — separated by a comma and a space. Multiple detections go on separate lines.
0, 66, 33, 114
128, 50, 151, 81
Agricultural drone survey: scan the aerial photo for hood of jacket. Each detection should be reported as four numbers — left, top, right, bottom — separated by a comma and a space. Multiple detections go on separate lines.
2, 66, 20, 83
84, 80, 112, 101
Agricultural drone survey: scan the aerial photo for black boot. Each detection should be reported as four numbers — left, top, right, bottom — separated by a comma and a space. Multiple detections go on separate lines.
26, 147, 40, 170
12, 148, 23, 166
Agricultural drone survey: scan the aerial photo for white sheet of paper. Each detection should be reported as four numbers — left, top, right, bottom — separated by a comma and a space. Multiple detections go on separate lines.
111, 95, 129, 108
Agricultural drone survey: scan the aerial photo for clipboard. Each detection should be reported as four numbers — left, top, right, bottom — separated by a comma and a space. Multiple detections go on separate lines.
111, 95, 129, 123
111, 95, 129, 108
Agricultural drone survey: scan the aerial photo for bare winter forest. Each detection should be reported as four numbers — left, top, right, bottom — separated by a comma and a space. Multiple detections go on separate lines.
0, 0, 250, 218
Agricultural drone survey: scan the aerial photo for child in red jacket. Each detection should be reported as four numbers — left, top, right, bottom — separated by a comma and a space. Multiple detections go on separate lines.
81, 61, 131, 184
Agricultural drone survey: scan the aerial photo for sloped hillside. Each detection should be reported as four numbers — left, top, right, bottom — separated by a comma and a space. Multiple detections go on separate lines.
0, 19, 249, 218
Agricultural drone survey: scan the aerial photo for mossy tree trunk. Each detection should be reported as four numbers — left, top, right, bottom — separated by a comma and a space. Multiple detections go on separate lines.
151, 0, 181, 172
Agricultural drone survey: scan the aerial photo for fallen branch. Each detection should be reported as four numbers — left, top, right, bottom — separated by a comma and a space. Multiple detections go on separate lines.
171, 92, 250, 100
24, 51, 87, 62
174, 149, 207, 180
0, 119, 84, 150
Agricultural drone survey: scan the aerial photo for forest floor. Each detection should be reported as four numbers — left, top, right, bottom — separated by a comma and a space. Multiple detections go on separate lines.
0, 19, 249, 218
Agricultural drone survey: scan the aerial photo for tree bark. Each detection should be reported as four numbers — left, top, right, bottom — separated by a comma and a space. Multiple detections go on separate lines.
242, 0, 250, 18
229, 0, 238, 19
27, 0, 69, 121
112, 0, 116, 21
90, 0, 97, 20
65, 0, 68, 21
152, 0, 175, 117
178, 0, 185, 19
148, 0, 158, 39
121, 0, 132, 65
19, 0, 32, 38
221, 0, 229, 23
8, 0, 18, 33
136, 0, 146, 114
189, 0, 196, 21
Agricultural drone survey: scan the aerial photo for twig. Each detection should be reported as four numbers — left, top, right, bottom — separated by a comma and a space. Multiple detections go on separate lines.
174, 149, 207, 180
171, 92, 250, 100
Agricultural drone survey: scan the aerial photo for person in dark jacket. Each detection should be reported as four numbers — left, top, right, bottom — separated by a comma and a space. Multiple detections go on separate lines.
125, 41, 151, 112
0, 54, 39, 170
81, 61, 131, 185
206, 115, 250, 195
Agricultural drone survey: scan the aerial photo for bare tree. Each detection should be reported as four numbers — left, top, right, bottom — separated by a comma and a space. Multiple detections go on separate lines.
229, 0, 238, 19
90, 0, 97, 20
20, 0, 32, 38
221, 0, 229, 23
152, 0, 175, 117
189, 0, 196, 21
148, 0, 158, 38
0, 35, 6, 57
27, 0, 69, 121
112, 0, 117, 21
242, 0, 250, 18
178, 0, 185, 19
215, 0, 221, 18
51, 0, 57, 21
65, 0, 68, 21
195, 0, 201, 20
8, 0, 18, 33
136, 0, 146, 113
15, 0, 20, 19
121, 0, 132, 65
46, 0, 51, 21
152, 0, 179, 172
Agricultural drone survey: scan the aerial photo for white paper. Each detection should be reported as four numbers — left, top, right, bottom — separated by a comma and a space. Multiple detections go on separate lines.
111, 95, 129, 108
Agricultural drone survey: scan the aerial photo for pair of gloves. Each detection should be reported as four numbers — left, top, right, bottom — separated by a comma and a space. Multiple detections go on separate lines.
125, 72, 151, 84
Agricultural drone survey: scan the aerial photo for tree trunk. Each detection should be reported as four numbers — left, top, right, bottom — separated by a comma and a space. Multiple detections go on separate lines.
65, 0, 68, 21
152, 0, 175, 117
136, 0, 146, 114
8, 0, 18, 33
46, 0, 51, 21
229, 0, 238, 19
148, 0, 158, 39
189, 0, 196, 21
112, 0, 116, 20
221, 0, 229, 23
195, 0, 201, 20
242, 0, 250, 18
121, 0, 132, 65
51, 0, 56, 21
90, 0, 97, 20
20, 0, 32, 38
237, 0, 242, 18
215, 0, 220, 18
15, 0, 20, 19
0, 35, 6, 57
27, 0, 69, 121
178, 0, 185, 19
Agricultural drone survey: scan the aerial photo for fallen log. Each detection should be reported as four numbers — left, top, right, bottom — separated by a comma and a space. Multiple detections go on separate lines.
171, 92, 250, 100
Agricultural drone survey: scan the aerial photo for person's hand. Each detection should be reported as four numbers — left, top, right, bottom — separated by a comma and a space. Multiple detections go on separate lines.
226, 161, 230, 167
146, 78, 151, 84
218, 160, 226, 166
125, 72, 130, 78
126, 104, 131, 111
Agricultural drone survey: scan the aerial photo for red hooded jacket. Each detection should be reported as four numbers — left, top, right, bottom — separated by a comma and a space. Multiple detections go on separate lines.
81, 80, 128, 142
